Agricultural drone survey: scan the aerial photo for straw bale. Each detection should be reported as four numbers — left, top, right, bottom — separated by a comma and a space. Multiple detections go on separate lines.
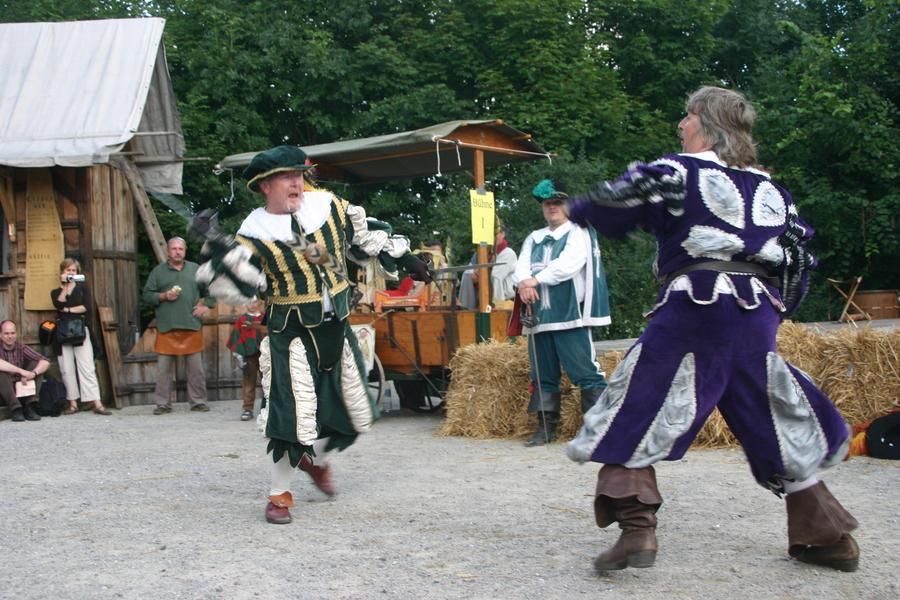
439, 339, 533, 439
442, 324, 899, 451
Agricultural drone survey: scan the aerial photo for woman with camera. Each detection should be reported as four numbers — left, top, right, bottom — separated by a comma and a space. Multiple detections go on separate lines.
50, 258, 110, 415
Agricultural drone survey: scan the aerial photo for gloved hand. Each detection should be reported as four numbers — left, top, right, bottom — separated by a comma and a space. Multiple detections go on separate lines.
188, 208, 222, 240
401, 254, 433, 283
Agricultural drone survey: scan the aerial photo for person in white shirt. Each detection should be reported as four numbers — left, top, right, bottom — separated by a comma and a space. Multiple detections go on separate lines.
512, 178, 611, 446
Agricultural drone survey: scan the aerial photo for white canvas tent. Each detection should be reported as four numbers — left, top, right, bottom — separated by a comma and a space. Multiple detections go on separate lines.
0, 17, 185, 193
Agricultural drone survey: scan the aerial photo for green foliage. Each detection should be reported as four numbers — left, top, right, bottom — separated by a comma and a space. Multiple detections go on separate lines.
746, 0, 900, 299
3, 0, 897, 329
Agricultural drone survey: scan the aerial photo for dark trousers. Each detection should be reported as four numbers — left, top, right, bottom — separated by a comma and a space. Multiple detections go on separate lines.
241, 353, 260, 411
0, 372, 36, 410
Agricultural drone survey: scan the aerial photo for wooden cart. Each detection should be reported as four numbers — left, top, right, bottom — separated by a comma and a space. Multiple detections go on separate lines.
218, 120, 549, 411
349, 308, 511, 411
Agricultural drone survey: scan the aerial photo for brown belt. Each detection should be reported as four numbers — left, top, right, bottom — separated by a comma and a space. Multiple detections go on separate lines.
662, 260, 779, 288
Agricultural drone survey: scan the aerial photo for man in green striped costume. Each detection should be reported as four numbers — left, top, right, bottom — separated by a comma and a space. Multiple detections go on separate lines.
197, 145, 430, 524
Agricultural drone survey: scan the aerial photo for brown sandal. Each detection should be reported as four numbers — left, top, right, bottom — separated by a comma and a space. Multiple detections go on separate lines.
93, 406, 112, 416
63, 407, 77, 415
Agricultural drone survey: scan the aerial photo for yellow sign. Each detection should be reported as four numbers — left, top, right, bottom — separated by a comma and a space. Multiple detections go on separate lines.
24, 169, 65, 310
469, 189, 495, 244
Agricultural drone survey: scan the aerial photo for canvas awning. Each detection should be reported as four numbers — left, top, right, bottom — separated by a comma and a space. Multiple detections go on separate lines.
0, 18, 185, 193
218, 120, 550, 185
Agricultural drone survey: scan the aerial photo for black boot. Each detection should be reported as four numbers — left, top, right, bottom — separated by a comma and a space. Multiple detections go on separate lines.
23, 403, 41, 421
524, 411, 559, 447
10, 407, 25, 422
593, 465, 663, 571
580, 387, 604, 414
786, 482, 859, 572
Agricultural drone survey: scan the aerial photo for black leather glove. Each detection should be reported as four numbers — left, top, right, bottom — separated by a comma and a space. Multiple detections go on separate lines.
188, 208, 222, 241
400, 253, 433, 283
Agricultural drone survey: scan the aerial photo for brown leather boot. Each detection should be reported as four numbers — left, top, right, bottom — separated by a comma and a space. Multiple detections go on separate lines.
786, 481, 859, 572
593, 465, 663, 572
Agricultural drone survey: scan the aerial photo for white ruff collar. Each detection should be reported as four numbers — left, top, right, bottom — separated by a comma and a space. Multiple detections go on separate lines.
237, 191, 335, 241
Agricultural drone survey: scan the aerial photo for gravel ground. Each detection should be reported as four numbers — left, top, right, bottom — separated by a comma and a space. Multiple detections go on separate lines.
1, 401, 897, 600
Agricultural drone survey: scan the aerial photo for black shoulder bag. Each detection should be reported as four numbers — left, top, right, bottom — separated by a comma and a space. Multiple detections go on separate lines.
56, 317, 86, 346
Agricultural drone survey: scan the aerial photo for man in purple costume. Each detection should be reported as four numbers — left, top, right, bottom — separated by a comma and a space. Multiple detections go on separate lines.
565, 86, 859, 573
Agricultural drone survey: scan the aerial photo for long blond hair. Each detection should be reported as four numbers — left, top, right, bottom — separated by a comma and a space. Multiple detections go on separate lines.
687, 86, 758, 168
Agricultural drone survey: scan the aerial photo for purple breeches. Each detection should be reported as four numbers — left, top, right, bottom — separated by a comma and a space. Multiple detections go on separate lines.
566, 291, 850, 491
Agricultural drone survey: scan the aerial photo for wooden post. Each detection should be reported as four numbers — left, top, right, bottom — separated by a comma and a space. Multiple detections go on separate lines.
473, 149, 491, 342
97, 305, 123, 408
109, 157, 167, 264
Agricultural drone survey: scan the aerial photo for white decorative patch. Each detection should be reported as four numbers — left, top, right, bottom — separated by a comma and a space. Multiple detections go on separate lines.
681, 225, 745, 260
752, 181, 787, 227
698, 168, 745, 229
649, 272, 784, 315
258, 337, 271, 434
288, 338, 319, 445
750, 237, 785, 266
650, 158, 688, 185
566, 344, 642, 463
766, 353, 829, 481
628, 353, 697, 467
339, 338, 373, 433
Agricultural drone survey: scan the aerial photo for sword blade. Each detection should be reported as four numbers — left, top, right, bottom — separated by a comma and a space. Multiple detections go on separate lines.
430, 262, 498, 275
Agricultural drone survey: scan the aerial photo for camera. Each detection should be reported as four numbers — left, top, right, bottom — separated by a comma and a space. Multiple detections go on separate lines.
65, 274, 86, 283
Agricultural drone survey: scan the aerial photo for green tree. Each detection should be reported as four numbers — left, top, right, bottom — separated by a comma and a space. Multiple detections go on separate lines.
744, 1, 900, 317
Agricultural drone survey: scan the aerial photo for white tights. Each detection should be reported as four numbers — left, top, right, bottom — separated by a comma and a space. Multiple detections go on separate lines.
268, 438, 330, 496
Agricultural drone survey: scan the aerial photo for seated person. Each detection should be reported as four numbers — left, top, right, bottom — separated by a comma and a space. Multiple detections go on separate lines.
0, 320, 51, 422
458, 224, 518, 310
416, 240, 454, 306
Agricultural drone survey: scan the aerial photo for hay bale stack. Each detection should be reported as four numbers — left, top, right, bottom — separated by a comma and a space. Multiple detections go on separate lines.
439, 339, 613, 441
780, 323, 899, 427
440, 339, 533, 439
442, 323, 900, 449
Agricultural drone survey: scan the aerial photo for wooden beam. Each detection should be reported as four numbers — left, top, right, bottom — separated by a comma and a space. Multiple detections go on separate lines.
109, 157, 167, 264
97, 305, 123, 409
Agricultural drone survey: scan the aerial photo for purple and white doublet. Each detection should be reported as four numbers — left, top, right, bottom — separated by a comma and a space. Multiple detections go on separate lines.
565, 151, 850, 493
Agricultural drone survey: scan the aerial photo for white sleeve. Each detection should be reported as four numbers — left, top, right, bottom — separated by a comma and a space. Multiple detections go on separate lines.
512, 235, 534, 285
534, 227, 588, 286
346, 205, 411, 258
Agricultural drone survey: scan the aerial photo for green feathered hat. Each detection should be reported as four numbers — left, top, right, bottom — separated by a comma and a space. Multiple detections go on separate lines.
531, 178, 569, 202
243, 145, 315, 192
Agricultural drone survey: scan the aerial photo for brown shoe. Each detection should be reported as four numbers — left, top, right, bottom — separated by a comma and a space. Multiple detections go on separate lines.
153, 405, 172, 415
266, 491, 293, 524
190, 403, 210, 412
299, 453, 336, 496
93, 407, 112, 416
265, 501, 292, 524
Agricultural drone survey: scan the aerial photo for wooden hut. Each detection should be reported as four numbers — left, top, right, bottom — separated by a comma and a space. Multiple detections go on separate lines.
0, 18, 241, 414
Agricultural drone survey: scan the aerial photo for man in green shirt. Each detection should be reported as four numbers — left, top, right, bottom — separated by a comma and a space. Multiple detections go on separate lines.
142, 237, 216, 414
